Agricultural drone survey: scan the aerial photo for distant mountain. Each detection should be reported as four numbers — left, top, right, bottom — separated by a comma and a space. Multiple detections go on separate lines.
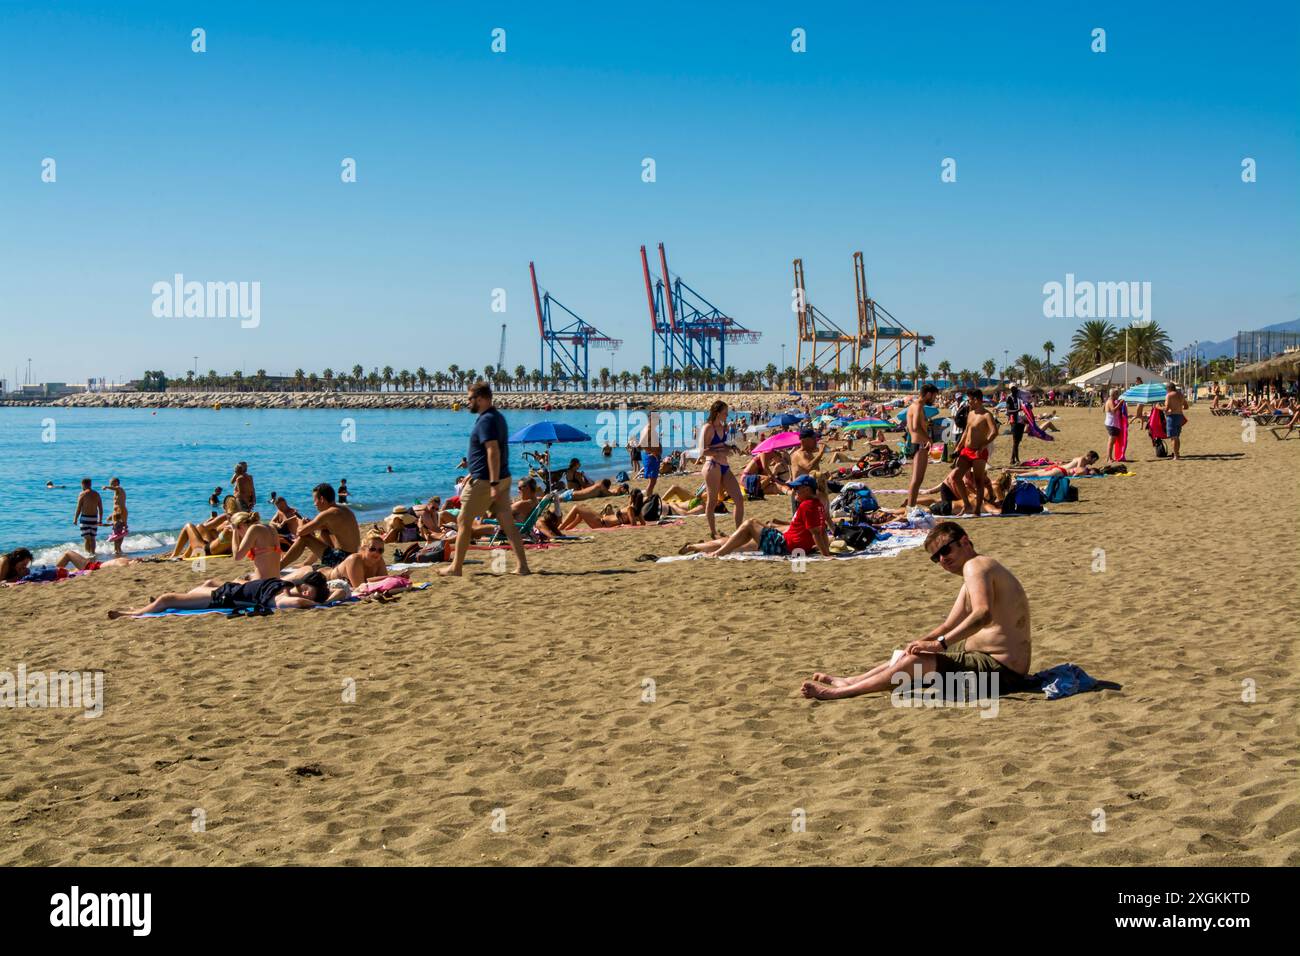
1198, 318, 1300, 360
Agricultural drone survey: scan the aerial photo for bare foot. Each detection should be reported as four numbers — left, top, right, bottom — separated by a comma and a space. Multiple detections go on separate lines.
107, 610, 127, 620
800, 680, 841, 700
678, 541, 695, 555
812, 672, 848, 687
513, 567, 532, 575
437, 565, 462, 577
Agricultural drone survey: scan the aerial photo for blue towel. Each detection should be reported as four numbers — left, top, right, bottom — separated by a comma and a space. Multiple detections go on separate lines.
1031, 663, 1098, 700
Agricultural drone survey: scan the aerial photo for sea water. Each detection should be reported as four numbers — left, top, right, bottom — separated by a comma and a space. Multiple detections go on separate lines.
0, 405, 673, 564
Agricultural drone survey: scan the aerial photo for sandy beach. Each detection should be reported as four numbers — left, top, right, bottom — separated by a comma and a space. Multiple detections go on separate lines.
2, 406, 1297, 866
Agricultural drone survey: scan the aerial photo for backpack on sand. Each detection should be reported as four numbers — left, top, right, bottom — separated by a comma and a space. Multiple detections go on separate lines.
641, 493, 662, 522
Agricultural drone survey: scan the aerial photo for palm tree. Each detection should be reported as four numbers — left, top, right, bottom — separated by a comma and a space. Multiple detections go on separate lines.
1124, 321, 1172, 370
293, 368, 305, 390
322, 368, 335, 391
351, 365, 364, 391
936, 360, 952, 386
981, 360, 996, 383
1042, 340, 1055, 369
1070, 320, 1117, 370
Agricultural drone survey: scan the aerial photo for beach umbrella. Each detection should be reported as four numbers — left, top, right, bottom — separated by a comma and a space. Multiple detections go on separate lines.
765, 412, 804, 428
815, 402, 835, 410
843, 418, 893, 431
744, 424, 768, 434
509, 421, 591, 444
751, 431, 804, 455
832, 416, 854, 425
893, 405, 941, 422
508, 420, 592, 492
1120, 382, 1167, 404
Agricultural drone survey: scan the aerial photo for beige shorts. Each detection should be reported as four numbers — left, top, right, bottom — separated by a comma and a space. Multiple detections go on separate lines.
460, 477, 507, 519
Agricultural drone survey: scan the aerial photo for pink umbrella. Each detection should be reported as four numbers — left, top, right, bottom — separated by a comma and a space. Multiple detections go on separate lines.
751, 431, 804, 455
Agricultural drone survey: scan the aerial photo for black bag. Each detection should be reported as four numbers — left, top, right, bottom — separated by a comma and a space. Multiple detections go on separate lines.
930, 500, 953, 516
641, 493, 662, 522
1065, 485, 1079, 502
834, 521, 878, 550
1153, 438, 1168, 458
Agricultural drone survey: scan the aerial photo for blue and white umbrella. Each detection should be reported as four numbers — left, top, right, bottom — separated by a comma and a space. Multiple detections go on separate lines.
1119, 382, 1167, 404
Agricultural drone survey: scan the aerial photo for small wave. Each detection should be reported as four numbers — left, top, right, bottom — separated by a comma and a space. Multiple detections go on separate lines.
29, 531, 177, 567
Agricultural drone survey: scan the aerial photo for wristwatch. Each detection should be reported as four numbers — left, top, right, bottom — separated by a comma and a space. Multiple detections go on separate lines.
936, 635, 948, 649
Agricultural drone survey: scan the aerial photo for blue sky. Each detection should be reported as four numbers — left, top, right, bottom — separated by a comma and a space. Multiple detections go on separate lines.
2, 0, 1297, 386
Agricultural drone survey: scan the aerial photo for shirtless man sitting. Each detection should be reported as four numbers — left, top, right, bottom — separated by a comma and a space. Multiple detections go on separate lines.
799, 522, 1031, 700
280, 483, 361, 568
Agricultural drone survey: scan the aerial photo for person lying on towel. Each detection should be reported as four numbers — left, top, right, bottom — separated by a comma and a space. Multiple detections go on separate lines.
799, 522, 1031, 700
107, 573, 330, 619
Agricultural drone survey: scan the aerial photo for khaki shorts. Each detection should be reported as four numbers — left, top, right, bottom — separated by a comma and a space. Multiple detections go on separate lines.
460, 476, 507, 519
935, 644, 1024, 683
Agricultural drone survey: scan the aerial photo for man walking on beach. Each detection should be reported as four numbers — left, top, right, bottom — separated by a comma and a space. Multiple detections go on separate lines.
905, 384, 939, 507
1163, 384, 1188, 460
799, 521, 1031, 700
73, 478, 103, 556
441, 381, 531, 576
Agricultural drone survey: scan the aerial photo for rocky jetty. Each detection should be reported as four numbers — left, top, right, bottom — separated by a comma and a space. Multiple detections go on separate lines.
37, 390, 884, 412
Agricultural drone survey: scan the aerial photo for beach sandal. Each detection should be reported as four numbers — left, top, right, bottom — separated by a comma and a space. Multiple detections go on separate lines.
634, 553, 659, 562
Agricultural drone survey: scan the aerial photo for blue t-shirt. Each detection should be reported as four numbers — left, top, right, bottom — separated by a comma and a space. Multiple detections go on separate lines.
468, 407, 511, 481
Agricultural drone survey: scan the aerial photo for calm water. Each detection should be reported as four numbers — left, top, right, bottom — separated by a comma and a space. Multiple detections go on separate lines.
0, 406, 669, 564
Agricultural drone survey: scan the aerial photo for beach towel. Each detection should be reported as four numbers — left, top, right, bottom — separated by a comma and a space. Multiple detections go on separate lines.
1023, 404, 1054, 442
1026, 663, 1098, 700
1115, 401, 1129, 460
656, 531, 925, 563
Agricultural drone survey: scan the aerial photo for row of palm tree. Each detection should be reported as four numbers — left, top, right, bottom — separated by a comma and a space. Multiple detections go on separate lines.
153, 322, 1180, 395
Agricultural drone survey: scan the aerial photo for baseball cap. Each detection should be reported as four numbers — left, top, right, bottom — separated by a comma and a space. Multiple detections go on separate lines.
785, 474, 817, 490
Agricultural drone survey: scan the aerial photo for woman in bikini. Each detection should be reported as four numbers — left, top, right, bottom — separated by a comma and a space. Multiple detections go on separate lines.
698, 400, 745, 539
1016, 451, 1100, 478
170, 512, 233, 559
229, 511, 284, 581
558, 489, 646, 531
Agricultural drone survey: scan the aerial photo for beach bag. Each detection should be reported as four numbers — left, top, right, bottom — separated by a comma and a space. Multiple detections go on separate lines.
615, 470, 629, 483
846, 488, 880, 523
1153, 438, 1168, 458
930, 500, 953, 517
834, 521, 878, 550
640, 493, 662, 522
414, 540, 448, 563
743, 473, 765, 500
1044, 475, 1071, 503
1003, 481, 1045, 515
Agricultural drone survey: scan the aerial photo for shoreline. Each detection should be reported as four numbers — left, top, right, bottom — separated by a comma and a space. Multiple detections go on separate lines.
11, 389, 892, 413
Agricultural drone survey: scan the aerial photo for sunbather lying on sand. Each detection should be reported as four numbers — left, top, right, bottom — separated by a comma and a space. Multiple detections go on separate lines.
107, 573, 330, 619
559, 478, 630, 502
799, 522, 1031, 700
559, 490, 646, 530
1015, 452, 1099, 478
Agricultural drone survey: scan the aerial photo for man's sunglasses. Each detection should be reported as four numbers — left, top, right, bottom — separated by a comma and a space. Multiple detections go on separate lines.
929, 536, 963, 563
